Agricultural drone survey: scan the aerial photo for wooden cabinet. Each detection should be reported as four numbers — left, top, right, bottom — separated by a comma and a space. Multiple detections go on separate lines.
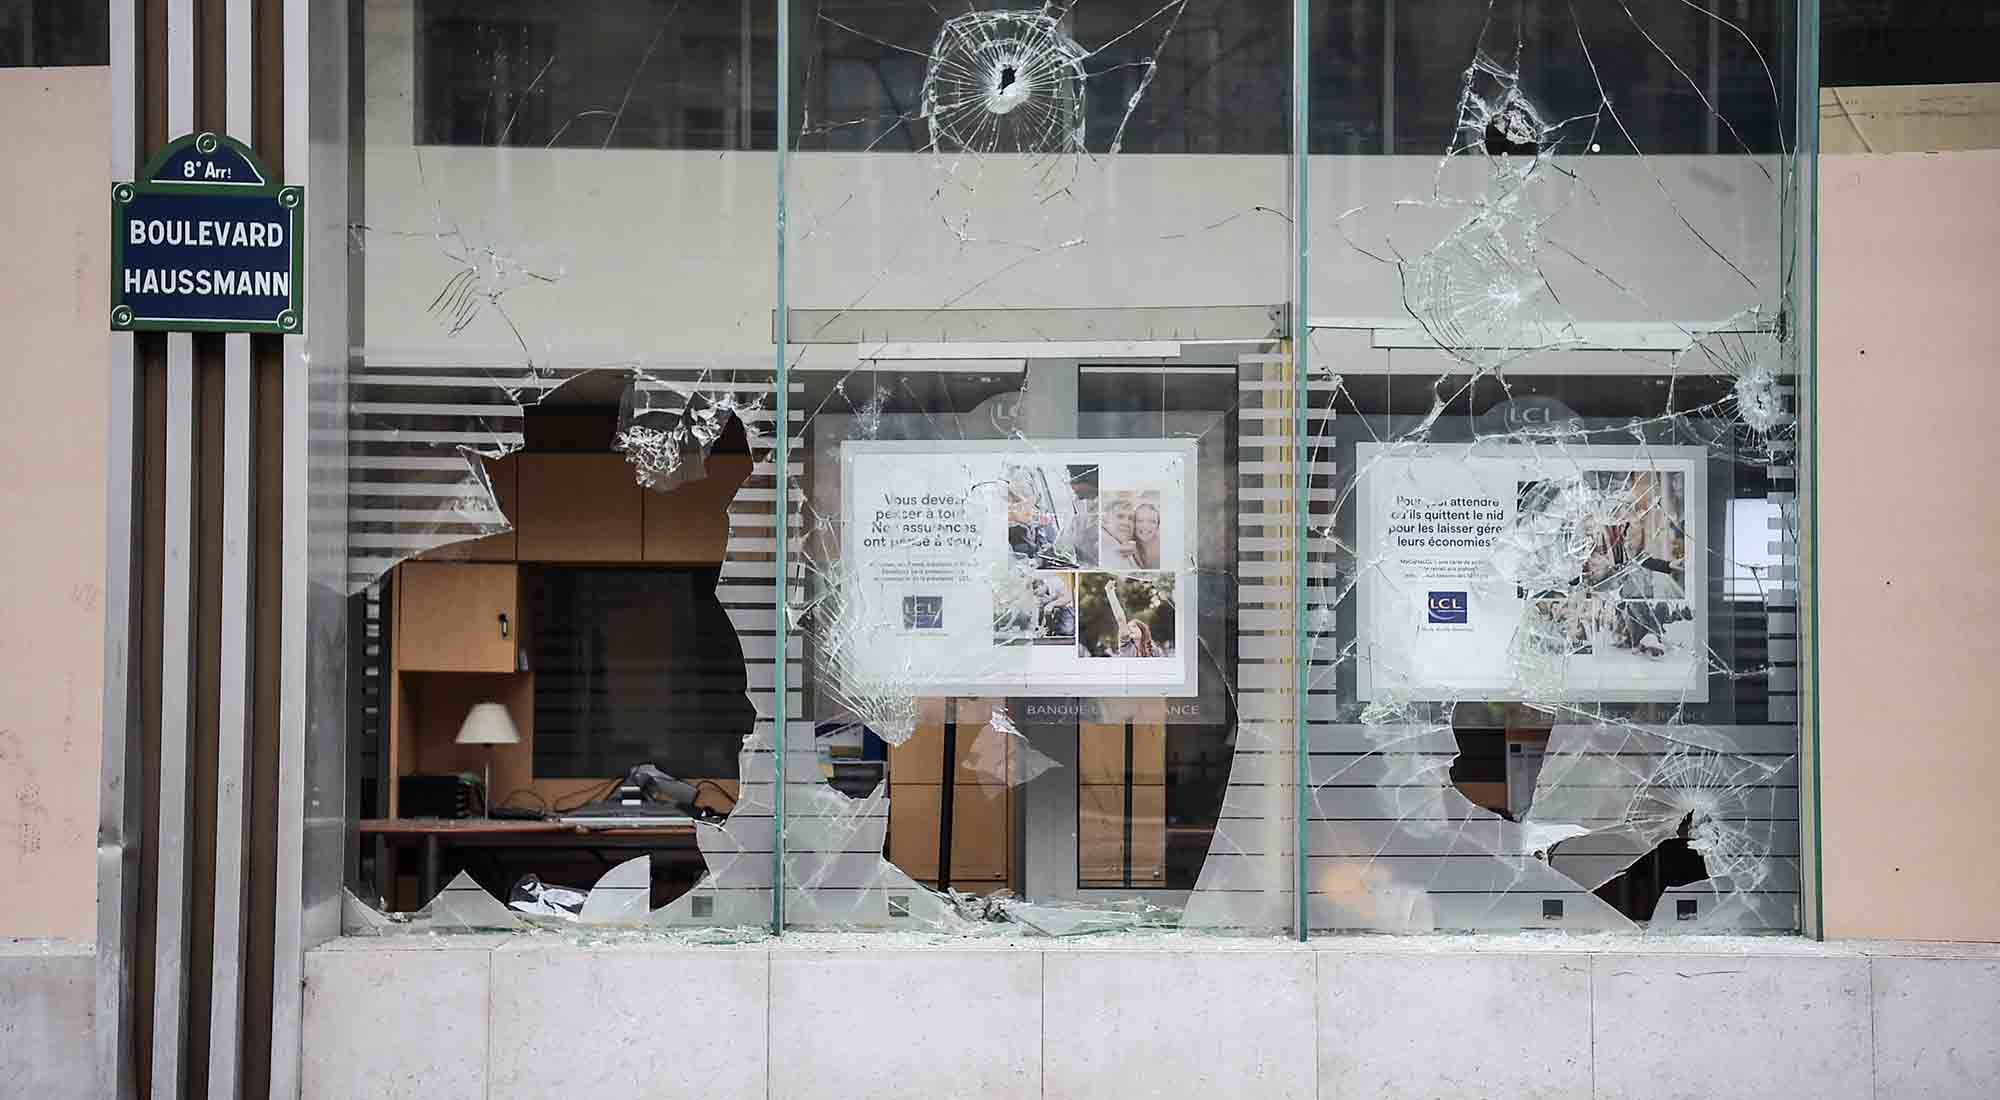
408, 449, 753, 565
1078, 713, 1167, 887
1079, 719, 1165, 785
888, 700, 1013, 890
1079, 785, 1166, 885
516, 453, 643, 561
643, 452, 752, 563
888, 784, 1011, 885
396, 562, 519, 673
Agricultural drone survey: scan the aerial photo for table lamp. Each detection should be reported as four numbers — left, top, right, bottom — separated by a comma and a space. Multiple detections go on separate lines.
454, 702, 519, 818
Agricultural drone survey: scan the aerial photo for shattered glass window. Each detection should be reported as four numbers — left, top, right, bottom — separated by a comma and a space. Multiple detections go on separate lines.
340, 0, 1809, 940
793, 0, 1290, 153
1306, 0, 1805, 932
347, 0, 787, 931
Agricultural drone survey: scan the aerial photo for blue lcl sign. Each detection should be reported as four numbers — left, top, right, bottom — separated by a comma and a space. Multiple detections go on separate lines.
111, 133, 304, 335
1427, 591, 1468, 624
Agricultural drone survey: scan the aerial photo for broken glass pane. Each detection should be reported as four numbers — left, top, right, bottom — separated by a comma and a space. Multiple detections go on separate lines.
340, 0, 1808, 938
1302, 1, 1803, 933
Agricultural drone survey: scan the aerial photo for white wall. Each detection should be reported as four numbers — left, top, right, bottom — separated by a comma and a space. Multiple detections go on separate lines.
1819, 148, 2000, 942
0, 66, 110, 942
301, 937, 2000, 1100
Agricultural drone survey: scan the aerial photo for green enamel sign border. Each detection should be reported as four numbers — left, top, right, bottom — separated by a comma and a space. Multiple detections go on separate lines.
111, 132, 305, 335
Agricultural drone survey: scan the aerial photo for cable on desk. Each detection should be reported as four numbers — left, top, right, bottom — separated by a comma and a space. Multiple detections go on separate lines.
550, 777, 622, 813
691, 779, 738, 811
499, 789, 551, 813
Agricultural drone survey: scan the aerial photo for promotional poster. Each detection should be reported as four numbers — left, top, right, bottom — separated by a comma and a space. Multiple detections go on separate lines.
1355, 443, 1708, 702
839, 439, 1198, 696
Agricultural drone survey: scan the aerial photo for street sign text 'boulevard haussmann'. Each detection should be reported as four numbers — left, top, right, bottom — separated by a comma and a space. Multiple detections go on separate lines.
112, 132, 303, 335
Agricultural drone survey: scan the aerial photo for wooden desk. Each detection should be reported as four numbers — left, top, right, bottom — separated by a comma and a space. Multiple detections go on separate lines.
361, 817, 700, 905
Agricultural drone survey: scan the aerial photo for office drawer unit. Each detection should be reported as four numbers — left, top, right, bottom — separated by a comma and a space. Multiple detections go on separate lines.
396, 561, 520, 674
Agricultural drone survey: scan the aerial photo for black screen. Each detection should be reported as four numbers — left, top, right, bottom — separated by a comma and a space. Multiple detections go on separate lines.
526, 566, 751, 780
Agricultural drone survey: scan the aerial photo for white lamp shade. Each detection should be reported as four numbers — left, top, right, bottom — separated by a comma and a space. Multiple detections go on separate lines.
454, 702, 520, 746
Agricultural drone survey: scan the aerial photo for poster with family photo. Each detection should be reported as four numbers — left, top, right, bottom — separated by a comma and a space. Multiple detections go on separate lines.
1002, 462, 1100, 569
1514, 470, 1688, 602
993, 571, 1079, 647
1513, 469, 1697, 675
842, 439, 1197, 696
1355, 443, 1708, 702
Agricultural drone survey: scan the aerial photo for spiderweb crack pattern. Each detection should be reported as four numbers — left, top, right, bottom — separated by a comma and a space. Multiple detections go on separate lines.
922, 10, 1090, 157
1310, 0, 1804, 932
347, 0, 1806, 936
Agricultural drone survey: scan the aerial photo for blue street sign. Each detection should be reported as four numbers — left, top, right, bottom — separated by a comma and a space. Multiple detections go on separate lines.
111, 133, 304, 335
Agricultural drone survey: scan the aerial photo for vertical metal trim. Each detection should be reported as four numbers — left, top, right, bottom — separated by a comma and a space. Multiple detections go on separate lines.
168, 0, 194, 136
207, 1, 256, 1092
225, 0, 250, 137
1290, 0, 1312, 942
207, 348, 252, 1099
1794, 0, 1825, 942
152, 7, 200, 1092
772, 0, 789, 934
98, 1, 144, 1094
267, 345, 305, 1100
268, 379, 306, 1092
269, 0, 313, 1091
98, 353, 145, 1100
1010, 359, 1084, 907
152, 340, 196, 1100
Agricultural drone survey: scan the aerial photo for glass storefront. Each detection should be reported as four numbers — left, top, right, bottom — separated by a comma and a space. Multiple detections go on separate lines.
342, 0, 1811, 938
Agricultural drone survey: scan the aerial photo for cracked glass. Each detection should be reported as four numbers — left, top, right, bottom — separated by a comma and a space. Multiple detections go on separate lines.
1304, 0, 1804, 933
775, 0, 1296, 935
341, 0, 1809, 940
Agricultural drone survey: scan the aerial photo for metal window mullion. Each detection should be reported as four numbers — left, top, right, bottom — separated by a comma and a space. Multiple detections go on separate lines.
205, 0, 257, 1090
772, 0, 790, 934
1290, 0, 1312, 943
1793, 0, 1824, 942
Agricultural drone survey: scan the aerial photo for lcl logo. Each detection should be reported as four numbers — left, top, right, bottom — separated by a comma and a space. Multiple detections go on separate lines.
1475, 396, 1582, 435
1427, 591, 1468, 624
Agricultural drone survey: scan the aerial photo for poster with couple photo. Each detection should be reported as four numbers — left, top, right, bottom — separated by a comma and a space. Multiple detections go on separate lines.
1355, 443, 1708, 702
842, 439, 1197, 696
1099, 490, 1165, 570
